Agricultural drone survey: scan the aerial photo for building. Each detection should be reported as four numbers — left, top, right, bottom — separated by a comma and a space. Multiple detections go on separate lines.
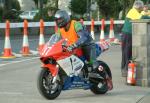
18, 0, 36, 11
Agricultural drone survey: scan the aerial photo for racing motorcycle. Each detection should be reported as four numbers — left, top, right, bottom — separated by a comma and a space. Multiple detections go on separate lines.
37, 34, 112, 100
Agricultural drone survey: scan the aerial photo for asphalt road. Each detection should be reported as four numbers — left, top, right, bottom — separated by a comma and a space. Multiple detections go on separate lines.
0, 45, 150, 103
0, 35, 50, 54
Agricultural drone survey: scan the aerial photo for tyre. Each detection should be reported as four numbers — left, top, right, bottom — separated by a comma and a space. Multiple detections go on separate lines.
37, 68, 62, 100
90, 61, 112, 94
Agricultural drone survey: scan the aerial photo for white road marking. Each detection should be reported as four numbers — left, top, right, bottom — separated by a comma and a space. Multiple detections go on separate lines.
12, 52, 22, 57
0, 57, 39, 68
0, 91, 23, 95
30, 50, 39, 55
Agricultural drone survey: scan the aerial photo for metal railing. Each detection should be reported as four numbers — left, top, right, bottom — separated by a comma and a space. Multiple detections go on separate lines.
0, 20, 124, 28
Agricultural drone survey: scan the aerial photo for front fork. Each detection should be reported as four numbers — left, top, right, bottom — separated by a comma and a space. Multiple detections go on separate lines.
42, 64, 59, 83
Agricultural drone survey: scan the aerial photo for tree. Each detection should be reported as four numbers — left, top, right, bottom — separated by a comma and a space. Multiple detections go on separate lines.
2, 0, 21, 21
33, 0, 39, 8
142, 0, 150, 3
32, 0, 48, 8
0, 7, 3, 22
4, 0, 11, 10
46, 0, 59, 17
34, 0, 59, 21
96, 0, 122, 19
12, 0, 21, 10
54, 0, 59, 9
69, 0, 87, 17
46, 0, 59, 8
4, 0, 20, 11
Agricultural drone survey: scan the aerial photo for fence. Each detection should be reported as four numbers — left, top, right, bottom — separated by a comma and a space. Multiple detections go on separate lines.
0, 19, 124, 58
0, 19, 124, 37
0, 20, 124, 28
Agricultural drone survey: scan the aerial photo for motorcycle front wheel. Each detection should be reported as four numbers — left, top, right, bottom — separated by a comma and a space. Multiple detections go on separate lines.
90, 61, 112, 94
37, 68, 62, 100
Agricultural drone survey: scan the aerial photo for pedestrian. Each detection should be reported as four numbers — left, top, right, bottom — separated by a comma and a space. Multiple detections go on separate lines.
121, 0, 150, 77
141, 5, 150, 16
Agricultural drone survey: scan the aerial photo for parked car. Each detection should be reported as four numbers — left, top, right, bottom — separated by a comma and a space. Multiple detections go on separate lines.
19, 10, 39, 20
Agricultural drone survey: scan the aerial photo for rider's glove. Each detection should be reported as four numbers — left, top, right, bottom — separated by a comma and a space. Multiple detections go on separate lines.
67, 43, 77, 52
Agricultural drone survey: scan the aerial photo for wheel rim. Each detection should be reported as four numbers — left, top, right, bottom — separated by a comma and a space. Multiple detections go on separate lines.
42, 71, 60, 94
97, 81, 107, 90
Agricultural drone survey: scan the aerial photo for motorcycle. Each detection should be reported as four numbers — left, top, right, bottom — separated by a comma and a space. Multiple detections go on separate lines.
37, 34, 112, 100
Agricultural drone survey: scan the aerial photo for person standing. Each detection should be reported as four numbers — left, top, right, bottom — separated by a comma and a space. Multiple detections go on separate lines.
121, 0, 150, 77
141, 5, 150, 16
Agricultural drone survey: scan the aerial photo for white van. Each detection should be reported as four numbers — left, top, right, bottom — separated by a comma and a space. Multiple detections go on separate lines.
19, 10, 39, 20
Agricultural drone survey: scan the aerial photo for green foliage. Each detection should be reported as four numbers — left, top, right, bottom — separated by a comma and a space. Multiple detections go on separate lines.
69, 0, 87, 15
33, 0, 59, 21
96, 0, 122, 19
33, 0, 38, 8
43, 0, 48, 4
33, 0, 48, 8
12, 0, 21, 10
33, 0, 39, 4
1, 0, 21, 22
34, 7, 57, 21
0, 7, 3, 22
142, 0, 149, 3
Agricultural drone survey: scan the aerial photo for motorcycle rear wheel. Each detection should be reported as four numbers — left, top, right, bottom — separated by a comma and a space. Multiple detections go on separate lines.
90, 61, 112, 94
37, 68, 62, 100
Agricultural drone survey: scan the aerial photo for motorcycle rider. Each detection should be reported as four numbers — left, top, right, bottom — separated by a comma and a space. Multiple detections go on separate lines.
54, 10, 113, 90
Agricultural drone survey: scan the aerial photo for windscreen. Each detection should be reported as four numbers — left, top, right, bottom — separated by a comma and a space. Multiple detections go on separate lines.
48, 34, 61, 46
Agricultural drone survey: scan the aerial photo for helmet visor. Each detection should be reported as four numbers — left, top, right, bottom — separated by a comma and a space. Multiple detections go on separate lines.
55, 18, 65, 28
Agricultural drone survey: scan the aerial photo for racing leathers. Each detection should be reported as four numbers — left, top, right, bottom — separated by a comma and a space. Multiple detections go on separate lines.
57, 20, 98, 68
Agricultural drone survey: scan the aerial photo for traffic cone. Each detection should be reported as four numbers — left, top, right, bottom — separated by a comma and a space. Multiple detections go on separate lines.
38, 19, 45, 52
109, 18, 115, 42
91, 19, 95, 40
0, 20, 15, 59
21, 20, 31, 56
100, 19, 105, 43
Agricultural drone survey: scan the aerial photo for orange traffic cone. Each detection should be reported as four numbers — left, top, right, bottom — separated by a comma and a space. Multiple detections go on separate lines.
21, 20, 31, 56
100, 19, 105, 43
109, 18, 115, 42
0, 20, 15, 59
38, 19, 45, 52
91, 19, 95, 40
